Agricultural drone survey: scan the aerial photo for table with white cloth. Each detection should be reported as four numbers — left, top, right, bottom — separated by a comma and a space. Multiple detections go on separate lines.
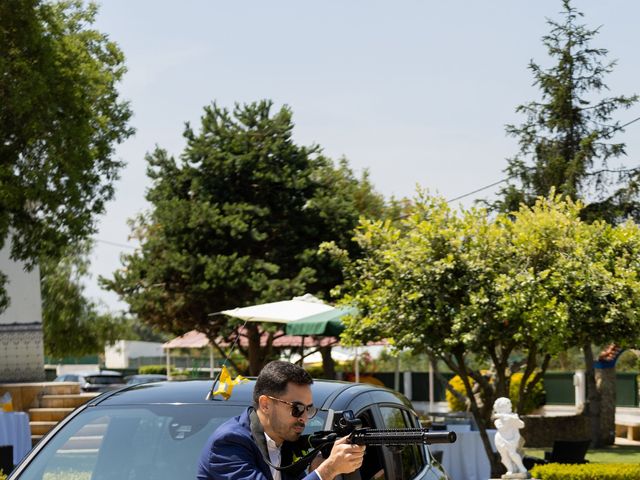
429, 427, 496, 480
0, 412, 31, 466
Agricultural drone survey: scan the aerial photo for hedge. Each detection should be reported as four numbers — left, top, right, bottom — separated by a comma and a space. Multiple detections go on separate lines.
139, 365, 171, 375
531, 463, 640, 479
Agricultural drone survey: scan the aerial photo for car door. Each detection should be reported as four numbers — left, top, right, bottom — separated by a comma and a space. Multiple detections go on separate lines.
336, 390, 448, 480
377, 405, 436, 480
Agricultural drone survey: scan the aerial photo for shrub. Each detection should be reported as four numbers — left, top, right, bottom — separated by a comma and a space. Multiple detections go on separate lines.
0, 469, 5, 480
305, 365, 325, 378
531, 463, 640, 479
139, 365, 170, 375
509, 372, 546, 414
447, 371, 545, 414
446, 374, 470, 411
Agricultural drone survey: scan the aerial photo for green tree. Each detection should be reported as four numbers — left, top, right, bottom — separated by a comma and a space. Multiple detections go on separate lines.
0, 0, 133, 309
335, 194, 640, 471
102, 100, 389, 374
495, 0, 640, 446
496, 0, 638, 222
123, 317, 172, 343
41, 243, 130, 358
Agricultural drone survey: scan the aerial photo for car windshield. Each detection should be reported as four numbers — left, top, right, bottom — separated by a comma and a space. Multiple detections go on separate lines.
17, 403, 328, 480
17, 404, 246, 480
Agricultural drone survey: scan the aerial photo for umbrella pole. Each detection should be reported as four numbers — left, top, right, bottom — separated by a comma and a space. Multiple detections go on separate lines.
299, 335, 305, 366
429, 357, 435, 413
394, 355, 400, 391
354, 346, 360, 383
209, 345, 215, 378
166, 348, 171, 380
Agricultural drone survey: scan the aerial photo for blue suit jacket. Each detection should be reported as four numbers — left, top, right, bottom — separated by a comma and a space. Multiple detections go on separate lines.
197, 407, 321, 480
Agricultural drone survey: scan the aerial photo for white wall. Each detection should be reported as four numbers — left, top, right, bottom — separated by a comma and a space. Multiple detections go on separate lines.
104, 340, 165, 369
0, 241, 42, 326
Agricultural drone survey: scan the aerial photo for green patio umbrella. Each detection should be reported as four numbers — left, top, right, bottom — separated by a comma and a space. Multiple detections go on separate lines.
285, 306, 358, 337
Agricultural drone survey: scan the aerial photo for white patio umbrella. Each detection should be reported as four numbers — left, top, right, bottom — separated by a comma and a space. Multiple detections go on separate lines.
220, 294, 334, 324
221, 294, 362, 381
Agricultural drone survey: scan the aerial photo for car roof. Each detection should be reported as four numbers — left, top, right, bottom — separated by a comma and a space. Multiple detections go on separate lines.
88, 370, 123, 376
92, 378, 398, 408
61, 370, 123, 377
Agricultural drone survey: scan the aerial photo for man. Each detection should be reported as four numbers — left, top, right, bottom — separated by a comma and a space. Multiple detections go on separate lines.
197, 361, 366, 480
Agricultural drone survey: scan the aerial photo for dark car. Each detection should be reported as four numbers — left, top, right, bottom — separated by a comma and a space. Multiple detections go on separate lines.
125, 374, 168, 386
53, 370, 126, 393
9, 379, 451, 480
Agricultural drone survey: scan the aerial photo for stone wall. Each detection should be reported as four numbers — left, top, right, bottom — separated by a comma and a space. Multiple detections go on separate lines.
0, 323, 45, 382
0, 238, 45, 382
521, 414, 590, 448
0, 381, 50, 412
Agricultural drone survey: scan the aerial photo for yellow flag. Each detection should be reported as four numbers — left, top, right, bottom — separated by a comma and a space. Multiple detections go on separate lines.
212, 366, 248, 400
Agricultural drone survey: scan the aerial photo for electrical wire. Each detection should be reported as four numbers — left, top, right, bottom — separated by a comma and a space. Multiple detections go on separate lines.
94, 238, 137, 250
446, 177, 511, 203
444, 115, 640, 204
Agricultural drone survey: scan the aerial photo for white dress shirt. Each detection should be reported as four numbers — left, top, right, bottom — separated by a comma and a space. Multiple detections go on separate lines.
263, 431, 324, 480
264, 432, 282, 480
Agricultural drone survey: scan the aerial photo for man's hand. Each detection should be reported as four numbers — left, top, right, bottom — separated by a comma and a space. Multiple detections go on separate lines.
314, 436, 365, 480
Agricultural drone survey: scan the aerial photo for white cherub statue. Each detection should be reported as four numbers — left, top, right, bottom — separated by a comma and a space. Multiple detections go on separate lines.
493, 397, 527, 476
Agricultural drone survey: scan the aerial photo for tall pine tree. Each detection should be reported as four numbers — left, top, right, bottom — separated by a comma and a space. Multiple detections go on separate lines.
103, 100, 390, 374
495, 0, 638, 223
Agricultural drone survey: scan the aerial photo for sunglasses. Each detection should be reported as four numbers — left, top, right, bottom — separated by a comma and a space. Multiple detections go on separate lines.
266, 395, 318, 419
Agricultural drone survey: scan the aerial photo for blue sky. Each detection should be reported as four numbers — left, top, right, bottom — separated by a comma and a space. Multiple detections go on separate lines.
88, 1, 640, 312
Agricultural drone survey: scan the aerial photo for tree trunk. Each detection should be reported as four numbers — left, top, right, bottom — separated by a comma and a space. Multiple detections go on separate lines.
320, 346, 336, 379
518, 353, 551, 416
583, 343, 603, 447
452, 351, 502, 476
596, 366, 616, 445
247, 323, 262, 376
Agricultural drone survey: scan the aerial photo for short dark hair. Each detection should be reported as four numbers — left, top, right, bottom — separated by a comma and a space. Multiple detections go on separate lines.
253, 361, 313, 405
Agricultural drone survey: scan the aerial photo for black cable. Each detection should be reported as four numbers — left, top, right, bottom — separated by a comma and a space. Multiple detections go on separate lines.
94, 238, 137, 250
446, 177, 511, 203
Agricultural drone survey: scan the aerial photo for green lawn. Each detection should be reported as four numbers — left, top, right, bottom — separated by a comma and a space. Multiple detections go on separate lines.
524, 444, 640, 464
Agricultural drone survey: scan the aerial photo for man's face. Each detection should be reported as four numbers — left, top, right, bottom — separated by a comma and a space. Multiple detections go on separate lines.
260, 383, 313, 445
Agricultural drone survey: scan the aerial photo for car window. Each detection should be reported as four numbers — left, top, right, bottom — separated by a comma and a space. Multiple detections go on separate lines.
355, 409, 385, 480
379, 406, 426, 480
303, 409, 329, 435
55, 374, 82, 383
17, 404, 245, 480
